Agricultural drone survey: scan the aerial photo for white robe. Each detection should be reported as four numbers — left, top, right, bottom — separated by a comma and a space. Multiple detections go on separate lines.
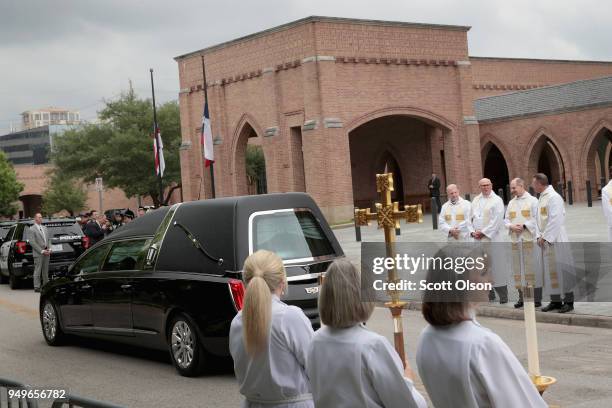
306, 324, 426, 408
472, 192, 508, 286
504, 192, 542, 288
230, 296, 314, 408
536, 185, 575, 296
439, 198, 473, 241
602, 180, 612, 241
416, 319, 547, 408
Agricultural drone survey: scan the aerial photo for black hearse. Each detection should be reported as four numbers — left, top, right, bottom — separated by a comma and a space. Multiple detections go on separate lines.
39, 193, 343, 376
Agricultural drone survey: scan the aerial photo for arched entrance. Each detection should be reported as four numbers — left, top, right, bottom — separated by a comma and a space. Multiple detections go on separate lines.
233, 121, 268, 196
482, 142, 510, 202
585, 126, 612, 196
20, 194, 42, 218
348, 114, 448, 211
528, 135, 566, 191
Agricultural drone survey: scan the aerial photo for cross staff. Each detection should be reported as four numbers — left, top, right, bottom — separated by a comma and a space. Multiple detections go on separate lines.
354, 172, 423, 365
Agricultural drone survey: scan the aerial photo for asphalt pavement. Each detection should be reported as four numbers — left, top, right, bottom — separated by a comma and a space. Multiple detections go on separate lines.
2, 284, 612, 407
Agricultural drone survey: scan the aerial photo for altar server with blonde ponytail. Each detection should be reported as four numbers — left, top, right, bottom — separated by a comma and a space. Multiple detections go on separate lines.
229, 250, 315, 408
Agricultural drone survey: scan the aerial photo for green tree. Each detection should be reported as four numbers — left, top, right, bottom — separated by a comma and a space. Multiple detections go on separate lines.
0, 151, 24, 217
42, 172, 87, 216
52, 88, 181, 206
246, 145, 267, 194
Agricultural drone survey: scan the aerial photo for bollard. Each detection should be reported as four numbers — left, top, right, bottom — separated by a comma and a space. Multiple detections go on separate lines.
497, 188, 504, 203
567, 180, 573, 205
465, 193, 471, 201
505, 184, 511, 204
431, 197, 438, 230
354, 208, 361, 242
396, 226, 401, 236
529, 186, 535, 196
586, 180, 593, 207
556, 182, 564, 199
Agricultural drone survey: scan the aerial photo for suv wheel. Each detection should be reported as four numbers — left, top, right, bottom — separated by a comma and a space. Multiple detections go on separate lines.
41, 300, 65, 346
9, 272, 20, 289
168, 313, 206, 377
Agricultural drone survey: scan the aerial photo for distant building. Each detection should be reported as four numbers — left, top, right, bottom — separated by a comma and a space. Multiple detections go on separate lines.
0, 124, 75, 165
21, 107, 81, 130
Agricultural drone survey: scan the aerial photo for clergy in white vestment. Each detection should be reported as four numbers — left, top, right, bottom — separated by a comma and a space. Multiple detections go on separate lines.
439, 184, 473, 241
602, 177, 612, 241
230, 250, 315, 408
532, 173, 575, 314
471, 178, 509, 303
416, 245, 547, 408
306, 260, 426, 408
504, 178, 542, 308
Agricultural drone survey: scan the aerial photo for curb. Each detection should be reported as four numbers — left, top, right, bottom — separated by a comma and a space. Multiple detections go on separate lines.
330, 222, 354, 230
400, 302, 612, 329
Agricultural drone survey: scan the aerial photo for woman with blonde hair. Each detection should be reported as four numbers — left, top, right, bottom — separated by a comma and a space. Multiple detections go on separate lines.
229, 250, 314, 408
306, 259, 426, 408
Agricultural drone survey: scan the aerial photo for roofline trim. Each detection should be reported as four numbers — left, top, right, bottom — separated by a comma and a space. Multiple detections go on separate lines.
477, 101, 612, 124
174, 16, 470, 61
470, 56, 612, 65
475, 75, 612, 103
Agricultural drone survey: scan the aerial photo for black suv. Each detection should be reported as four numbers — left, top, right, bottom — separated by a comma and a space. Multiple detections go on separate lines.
39, 193, 344, 376
0, 221, 16, 246
0, 218, 90, 289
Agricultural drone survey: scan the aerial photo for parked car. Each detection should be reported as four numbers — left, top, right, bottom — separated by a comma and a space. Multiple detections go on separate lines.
0, 218, 89, 288
39, 193, 344, 376
0, 220, 16, 247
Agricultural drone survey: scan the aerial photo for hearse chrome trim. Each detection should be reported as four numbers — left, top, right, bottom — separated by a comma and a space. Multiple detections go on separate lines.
248, 207, 334, 265
146, 203, 182, 269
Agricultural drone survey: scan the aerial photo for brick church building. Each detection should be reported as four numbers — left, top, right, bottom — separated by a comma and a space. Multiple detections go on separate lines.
175, 16, 612, 223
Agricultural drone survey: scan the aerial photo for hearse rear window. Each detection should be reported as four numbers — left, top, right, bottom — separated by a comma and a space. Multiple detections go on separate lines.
251, 209, 334, 263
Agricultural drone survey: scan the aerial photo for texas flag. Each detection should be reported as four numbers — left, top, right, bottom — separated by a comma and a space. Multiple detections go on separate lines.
153, 127, 165, 177
201, 100, 214, 167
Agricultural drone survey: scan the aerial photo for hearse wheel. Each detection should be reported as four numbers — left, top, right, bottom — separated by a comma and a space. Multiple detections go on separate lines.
168, 313, 206, 377
41, 299, 66, 346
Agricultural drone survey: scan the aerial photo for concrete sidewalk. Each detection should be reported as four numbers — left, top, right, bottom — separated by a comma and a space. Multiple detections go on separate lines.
333, 201, 612, 328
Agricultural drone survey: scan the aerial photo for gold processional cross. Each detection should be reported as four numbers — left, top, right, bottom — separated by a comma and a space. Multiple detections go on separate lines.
354, 172, 423, 365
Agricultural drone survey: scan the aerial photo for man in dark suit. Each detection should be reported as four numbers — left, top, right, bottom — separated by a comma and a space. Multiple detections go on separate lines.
84, 213, 106, 246
28, 213, 50, 292
428, 173, 442, 213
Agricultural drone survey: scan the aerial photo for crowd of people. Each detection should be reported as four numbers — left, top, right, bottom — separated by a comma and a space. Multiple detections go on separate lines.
229, 249, 547, 408
438, 171, 612, 314
77, 206, 151, 245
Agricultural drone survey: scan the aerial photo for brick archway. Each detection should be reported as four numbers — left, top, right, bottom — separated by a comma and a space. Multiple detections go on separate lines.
348, 112, 452, 210
481, 141, 510, 201
581, 121, 612, 197
526, 130, 568, 190
231, 116, 267, 196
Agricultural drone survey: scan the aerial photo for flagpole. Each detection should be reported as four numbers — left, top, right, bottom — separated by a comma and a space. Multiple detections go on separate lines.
150, 68, 164, 205
201, 55, 216, 199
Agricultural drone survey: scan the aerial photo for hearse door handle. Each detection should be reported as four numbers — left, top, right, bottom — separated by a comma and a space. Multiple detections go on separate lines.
121, 284, 132, 291
80, 284, 92, 290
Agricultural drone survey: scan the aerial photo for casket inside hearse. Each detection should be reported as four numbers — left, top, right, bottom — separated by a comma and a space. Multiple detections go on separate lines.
39, 193, 344, 376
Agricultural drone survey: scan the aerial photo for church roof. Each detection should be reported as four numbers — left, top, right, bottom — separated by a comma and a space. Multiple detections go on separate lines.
474, 76, 612, 122
174, 16, 470, 61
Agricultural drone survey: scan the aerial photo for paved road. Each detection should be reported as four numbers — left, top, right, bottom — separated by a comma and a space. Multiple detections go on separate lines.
2, 285, 612, 407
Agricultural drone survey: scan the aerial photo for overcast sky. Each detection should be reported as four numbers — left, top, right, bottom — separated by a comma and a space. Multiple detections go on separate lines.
1, 0, 611, 134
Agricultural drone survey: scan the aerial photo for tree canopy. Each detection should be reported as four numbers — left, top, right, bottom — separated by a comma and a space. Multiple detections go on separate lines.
0, 151, 24, 217
52, 88, 181, 205
42, 172, 87, 216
